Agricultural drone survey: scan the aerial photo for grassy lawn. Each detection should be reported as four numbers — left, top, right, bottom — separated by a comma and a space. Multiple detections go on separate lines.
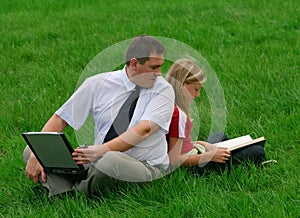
0, 0, 299, 217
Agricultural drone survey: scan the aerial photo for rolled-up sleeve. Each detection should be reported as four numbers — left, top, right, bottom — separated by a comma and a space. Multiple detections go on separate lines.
55, 78, 93, 130
140, 84, 175, 133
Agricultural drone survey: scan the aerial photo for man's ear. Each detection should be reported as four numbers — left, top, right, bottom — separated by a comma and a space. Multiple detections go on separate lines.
129, 58, 139, 69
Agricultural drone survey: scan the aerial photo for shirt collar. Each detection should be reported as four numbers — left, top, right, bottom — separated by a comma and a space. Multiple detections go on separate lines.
121, 66, 136, 91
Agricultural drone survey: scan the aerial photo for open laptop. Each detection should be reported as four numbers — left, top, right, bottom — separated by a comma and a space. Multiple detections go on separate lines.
22, 132, 87, 175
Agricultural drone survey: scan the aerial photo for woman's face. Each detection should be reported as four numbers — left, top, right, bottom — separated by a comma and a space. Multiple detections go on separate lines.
183, 82, 202, 104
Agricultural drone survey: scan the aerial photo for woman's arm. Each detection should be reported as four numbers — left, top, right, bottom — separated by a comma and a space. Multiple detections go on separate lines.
168, 137, 231, 168
168, 137, 184, 167
168, 137, 203, 167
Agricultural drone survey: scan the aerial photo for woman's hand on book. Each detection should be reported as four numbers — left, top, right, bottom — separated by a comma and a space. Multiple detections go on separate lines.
210, 148, 231, 163
194, 141, 231, 164
194, 141, 218, 152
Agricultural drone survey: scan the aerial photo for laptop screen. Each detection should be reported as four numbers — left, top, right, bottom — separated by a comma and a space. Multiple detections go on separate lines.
22, 132, 80, 169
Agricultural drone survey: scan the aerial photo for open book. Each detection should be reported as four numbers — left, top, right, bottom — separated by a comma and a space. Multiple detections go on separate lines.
214, 135, 266, 151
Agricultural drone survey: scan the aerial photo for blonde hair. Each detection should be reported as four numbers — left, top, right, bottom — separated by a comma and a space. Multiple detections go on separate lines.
165, 59, 206, 117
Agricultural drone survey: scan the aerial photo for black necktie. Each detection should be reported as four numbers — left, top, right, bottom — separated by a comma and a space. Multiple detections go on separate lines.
103, 86, 140, 142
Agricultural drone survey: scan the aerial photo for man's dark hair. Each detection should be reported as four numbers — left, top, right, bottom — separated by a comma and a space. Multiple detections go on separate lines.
125, 35, 166, 66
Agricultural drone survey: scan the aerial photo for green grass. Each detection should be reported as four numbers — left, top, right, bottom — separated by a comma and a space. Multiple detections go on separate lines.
0, 0, 299, 217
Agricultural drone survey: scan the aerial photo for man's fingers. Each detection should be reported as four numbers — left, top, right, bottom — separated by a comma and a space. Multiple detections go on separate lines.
33, 175, 39, 183
73, 148, 91, 156
41, 169, 47, 183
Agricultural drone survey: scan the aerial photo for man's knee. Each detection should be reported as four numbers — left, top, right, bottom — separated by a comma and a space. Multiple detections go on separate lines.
23, 146, 32, 163
92, 151, 152, 182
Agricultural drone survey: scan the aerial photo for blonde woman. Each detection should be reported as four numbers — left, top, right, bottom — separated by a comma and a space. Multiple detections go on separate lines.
165, 59, 265, 173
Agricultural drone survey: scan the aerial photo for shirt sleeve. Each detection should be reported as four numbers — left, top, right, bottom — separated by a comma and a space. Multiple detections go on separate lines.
55, 78, 94, 130
140, 84, 175, 133
168, 106, 186, 138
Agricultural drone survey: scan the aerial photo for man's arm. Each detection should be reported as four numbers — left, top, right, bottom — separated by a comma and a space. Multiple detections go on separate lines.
41, 114, 68, 132
25, 114, 68, 183
73, 120, 160, 164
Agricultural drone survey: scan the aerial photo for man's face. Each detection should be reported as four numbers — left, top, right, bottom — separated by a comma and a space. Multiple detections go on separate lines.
129, 53, 164, 88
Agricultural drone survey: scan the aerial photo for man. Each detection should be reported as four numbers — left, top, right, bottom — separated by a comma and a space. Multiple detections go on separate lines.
23, 35, 175, 197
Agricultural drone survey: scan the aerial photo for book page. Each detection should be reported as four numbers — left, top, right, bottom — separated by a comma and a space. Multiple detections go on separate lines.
228, 137, 265, 151
214, 135, 253, 149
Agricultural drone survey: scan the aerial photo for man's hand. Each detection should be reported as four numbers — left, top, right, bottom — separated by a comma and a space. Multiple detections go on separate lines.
25, 153, 46, 183
24, 114, 67, 183
72, 144, 110, 164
